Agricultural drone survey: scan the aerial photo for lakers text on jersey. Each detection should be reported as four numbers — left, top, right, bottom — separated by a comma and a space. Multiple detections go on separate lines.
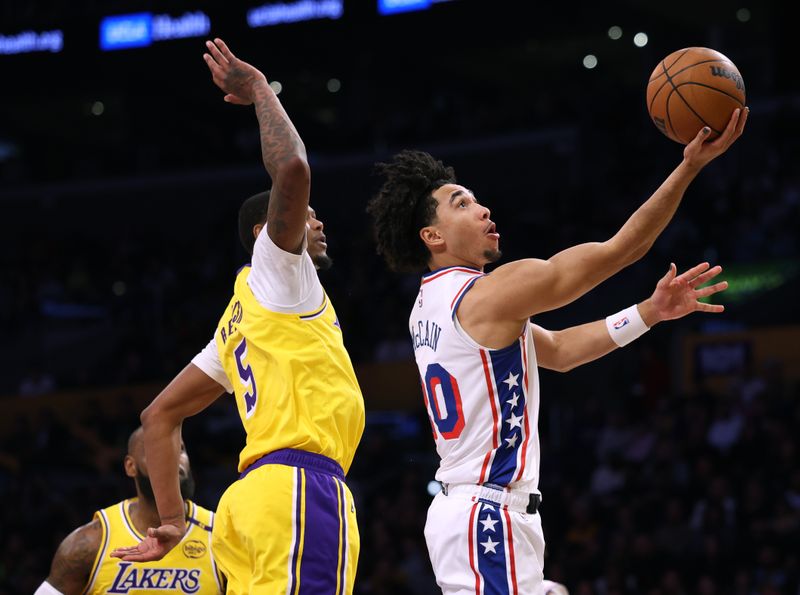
84, 499, 223, 595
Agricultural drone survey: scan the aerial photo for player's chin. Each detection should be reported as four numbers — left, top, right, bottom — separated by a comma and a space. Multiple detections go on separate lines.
312, 252, 334, 271
482, 248, 502, 264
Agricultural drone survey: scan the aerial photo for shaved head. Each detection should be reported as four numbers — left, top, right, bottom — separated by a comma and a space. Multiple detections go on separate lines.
128, 426, 145, 458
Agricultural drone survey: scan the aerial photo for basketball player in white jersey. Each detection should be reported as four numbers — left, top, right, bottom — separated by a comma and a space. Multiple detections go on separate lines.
367, 108, 747, 594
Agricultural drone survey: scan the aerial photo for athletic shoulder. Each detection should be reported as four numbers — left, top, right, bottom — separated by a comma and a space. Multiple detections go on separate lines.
46, 518, 103, 593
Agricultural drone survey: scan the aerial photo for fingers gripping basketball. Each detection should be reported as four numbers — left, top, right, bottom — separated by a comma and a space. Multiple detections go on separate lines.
646, 47, 746, 144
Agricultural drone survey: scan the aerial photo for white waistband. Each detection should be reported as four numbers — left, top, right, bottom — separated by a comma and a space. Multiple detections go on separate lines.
442, 483, 539, 514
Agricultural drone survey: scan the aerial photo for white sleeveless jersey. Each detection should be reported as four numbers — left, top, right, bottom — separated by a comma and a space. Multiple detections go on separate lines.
410, 266, 541, 492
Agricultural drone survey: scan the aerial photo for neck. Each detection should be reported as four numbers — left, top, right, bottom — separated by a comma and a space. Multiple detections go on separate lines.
428, 254, 484, 273
130, 496, 185, 535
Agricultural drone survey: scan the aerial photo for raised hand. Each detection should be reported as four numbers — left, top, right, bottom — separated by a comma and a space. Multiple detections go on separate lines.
641, 262, 728, 325
683, 106, 748, 168
203, 38, 268, 105
110, 523, 185, 562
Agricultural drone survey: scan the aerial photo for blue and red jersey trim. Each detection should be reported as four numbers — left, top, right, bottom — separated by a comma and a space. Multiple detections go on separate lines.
421, 265, 483, 285
478, 337, 529, 487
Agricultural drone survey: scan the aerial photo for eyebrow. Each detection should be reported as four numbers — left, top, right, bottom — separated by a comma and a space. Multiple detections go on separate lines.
448, 189, 473, 205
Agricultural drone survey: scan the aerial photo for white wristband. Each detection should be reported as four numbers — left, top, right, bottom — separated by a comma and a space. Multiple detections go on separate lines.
605, 304, 649, 347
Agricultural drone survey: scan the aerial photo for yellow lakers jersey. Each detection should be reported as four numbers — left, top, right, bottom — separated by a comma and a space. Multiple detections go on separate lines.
215, 266, 365, 474
84, 499, 223, 595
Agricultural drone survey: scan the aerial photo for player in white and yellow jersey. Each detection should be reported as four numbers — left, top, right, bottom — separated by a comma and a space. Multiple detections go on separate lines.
111, 39, 364, 595
36, 427, 223, 595
368, 122, 746, 595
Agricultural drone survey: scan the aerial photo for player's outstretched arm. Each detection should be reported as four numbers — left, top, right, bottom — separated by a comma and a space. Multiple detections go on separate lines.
203, 38, 310, 254
473, 108, 747, 325
110, 364, 224, 562
533, 262, 727, 372
37, 520, 102, 595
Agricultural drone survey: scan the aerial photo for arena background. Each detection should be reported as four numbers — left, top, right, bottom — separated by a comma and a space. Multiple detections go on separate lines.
1, 0, 798, 593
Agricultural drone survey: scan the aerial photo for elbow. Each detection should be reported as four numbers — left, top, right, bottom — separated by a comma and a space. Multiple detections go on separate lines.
605, 238, 649, 270
628, 242, 651, 265
140, 401, 158, 428
545, 335, 576, 373
273, 154, 310, 185
550, 356, 585, 372
140, 397, 180, 431
552, 361, 577, 373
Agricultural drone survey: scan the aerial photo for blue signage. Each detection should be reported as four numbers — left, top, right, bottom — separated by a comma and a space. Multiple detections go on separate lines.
100, 11, 210, 51
0, 29, 63, 54
378, 0, 432, 15
100, 13, 152, 50
247, 0, 343, 28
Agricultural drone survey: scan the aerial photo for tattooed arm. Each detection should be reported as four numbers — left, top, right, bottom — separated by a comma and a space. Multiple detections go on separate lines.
41, 519, 102, 595
203, 38, 310, 254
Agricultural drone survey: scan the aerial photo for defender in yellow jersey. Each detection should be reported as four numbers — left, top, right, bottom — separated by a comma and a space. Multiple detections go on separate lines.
37, 428, 223, 595
112, 39, 365, 595
215, 263, 363, 473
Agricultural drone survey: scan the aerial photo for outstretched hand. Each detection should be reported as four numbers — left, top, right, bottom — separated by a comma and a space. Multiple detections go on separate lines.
683, 107, 748, 168
110, 523, 185, 562
642, 262, 728, 325
203, 38, 268, 105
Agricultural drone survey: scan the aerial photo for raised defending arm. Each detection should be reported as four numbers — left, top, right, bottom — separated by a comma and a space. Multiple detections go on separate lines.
203, 38, 310, 254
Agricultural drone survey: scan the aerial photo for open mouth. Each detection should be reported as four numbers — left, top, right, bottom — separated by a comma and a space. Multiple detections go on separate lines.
485, 222, 499, 239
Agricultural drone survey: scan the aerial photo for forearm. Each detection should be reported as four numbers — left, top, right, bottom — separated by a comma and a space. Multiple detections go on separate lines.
487, 118, 742, 321
549, 320, 618, 372
141, 411, 185, 526
252, 80, 310, 252
252, 82, 307, 179
607, 159, 702, 264
548, 259, 724, 371
140, 364, 223, 525
542, 301, 655, 372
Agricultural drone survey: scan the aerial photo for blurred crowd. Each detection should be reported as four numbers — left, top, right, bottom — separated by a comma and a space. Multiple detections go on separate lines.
1, 97, 798, 396
1, 87, 798, 595
2, 357, 798, 594
1, 5, 798, 593
2, 2, 798, 397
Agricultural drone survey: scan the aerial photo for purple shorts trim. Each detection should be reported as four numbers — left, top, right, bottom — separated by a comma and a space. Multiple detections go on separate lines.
239, 448, 345, 481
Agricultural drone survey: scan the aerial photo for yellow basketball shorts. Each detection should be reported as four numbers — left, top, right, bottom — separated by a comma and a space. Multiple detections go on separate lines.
212, 449, 359, 595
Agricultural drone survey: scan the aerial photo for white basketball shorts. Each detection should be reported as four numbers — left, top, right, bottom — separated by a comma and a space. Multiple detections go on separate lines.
424, 486, 547, 595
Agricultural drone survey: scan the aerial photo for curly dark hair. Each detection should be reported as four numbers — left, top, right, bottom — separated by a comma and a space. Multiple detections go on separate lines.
367, 150, 457, 272
238, 191, 270, 256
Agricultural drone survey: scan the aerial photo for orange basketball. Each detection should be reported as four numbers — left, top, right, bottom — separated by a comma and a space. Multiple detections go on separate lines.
646, 47, 746, 144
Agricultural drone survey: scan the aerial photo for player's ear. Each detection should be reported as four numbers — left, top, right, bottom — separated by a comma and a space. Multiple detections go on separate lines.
252, 223, 264, 240
420, 226, 444, 249
123, 455, 137, 478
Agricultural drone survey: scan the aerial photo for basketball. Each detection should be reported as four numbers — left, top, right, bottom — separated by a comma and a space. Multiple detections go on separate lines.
646, 47, 746, 144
